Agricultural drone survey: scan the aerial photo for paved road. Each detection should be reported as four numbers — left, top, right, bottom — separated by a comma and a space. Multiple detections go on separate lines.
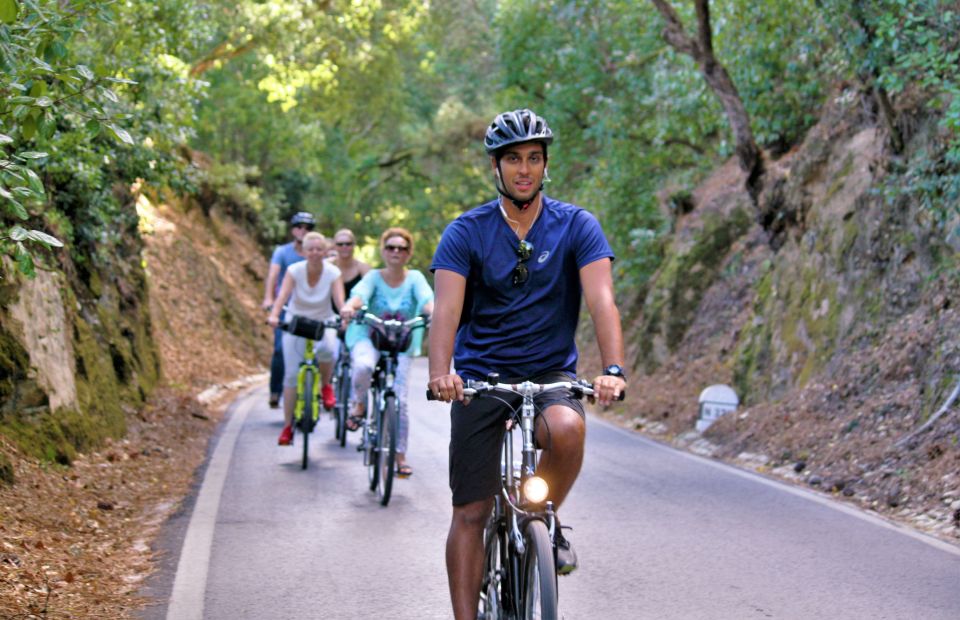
143, 358, 960, 619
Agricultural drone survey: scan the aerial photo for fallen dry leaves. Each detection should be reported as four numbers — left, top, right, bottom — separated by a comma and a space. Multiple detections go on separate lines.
1, 198, 274, 618
0, 389, 238, 618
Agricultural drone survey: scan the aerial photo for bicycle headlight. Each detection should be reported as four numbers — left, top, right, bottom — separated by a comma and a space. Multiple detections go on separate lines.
522, 476, 549, 504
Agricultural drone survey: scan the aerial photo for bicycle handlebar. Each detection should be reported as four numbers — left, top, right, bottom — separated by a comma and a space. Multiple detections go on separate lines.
278, 315, 342, 340
426, 378, 625, 401
355, 310, 430, 330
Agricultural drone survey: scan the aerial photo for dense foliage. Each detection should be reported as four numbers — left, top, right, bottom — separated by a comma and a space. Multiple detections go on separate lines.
1, 0, 956, 283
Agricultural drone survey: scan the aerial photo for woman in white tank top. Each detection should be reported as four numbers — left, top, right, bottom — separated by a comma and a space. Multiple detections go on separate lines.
268, 231, 345, 445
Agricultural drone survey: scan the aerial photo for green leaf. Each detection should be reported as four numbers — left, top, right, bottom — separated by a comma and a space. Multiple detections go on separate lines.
0, 134, 12, 145
9, 225, 27, 241
98, 87, 119, 103
31, 57, 53, 72
34, 96, 53, 107
25, 229, 62, 247
15, 242, 35, 278
85, 119, 101, 136
28, 81, 47, 97
22, 167, 43, 194
104, 77, 138, 85
107, 123, 134, 145
76, 64, 95, 80
0, 0, 18, 25
16, 151, 47, 160
48, 41, 68, 60
0, 191, 28, 219
38, 114, 55, 140
21, 115, 37, 140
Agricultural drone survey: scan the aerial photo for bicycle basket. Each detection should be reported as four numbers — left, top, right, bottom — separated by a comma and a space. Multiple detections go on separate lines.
285, 315, 327, 340
369, 323, 414, 354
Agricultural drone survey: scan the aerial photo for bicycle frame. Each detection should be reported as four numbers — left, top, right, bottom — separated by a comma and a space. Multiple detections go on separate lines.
294, 339, 320, 426
279, 314, 341, 469
353, 310, 429, 506
450, 377, 596, 620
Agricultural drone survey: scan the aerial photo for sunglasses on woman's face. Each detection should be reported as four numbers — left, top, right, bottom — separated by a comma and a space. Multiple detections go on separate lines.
384, 244, 410, 253
335, 241, 354, 247
512, 240, 533, 286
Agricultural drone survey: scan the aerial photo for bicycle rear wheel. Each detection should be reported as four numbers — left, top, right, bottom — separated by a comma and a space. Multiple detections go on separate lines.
299, 368, 315, 470
376, 394, 398, 506
522, 520, 557, 620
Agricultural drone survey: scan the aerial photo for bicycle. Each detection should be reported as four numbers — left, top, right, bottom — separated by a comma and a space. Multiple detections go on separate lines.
279, 314, 341, 470
331, 329, 351, 448
354, 310, 429, 506
429, 375, 619, 619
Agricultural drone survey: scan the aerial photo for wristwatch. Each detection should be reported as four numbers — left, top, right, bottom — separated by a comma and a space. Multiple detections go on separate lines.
603, 364, 627, 380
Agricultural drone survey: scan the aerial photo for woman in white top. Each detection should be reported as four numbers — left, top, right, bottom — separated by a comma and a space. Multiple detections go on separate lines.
268, 232, 346, 445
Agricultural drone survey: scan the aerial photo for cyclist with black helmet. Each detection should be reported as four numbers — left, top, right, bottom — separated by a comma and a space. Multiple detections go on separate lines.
428, 109, 627, 619
263, 211, 317, 408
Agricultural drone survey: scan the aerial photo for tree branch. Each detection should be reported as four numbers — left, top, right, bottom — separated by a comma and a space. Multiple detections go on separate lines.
648, 0, 763, 196
190, 38, 258, 77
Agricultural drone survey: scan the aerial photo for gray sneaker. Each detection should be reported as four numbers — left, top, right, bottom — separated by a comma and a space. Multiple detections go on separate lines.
556, 528, 578, 575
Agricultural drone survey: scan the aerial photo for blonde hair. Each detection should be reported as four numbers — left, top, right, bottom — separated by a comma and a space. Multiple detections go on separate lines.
303, 231, 327, 248
333, 228, 356, 243
379, 227, 414, 253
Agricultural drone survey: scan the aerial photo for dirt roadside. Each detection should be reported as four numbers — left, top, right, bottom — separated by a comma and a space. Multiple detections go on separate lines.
1, 197, 273, 619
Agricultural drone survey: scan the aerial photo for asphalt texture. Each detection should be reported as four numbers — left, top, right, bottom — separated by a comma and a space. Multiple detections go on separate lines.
144, 358, 960, 619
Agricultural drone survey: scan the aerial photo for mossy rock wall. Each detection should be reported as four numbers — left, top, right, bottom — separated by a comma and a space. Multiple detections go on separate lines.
0, 239, 159, 468
637, 206, 752, 373
731, 108, 954, 406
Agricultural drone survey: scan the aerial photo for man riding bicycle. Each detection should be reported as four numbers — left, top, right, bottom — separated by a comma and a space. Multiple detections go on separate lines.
262, 211, 314, 409
427, 108, 627, 620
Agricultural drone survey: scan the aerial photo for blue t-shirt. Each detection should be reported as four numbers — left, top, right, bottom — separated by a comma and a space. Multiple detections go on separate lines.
270, 242, 305, 296
431, 196, 614, 380
345, 269, 434, 356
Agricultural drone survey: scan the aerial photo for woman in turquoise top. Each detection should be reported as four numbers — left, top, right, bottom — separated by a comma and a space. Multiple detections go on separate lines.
340, 227, 434, 477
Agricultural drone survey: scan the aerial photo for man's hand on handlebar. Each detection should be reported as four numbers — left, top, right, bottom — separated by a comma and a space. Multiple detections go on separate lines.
591, 374, 626, 407
428, 373, 464, 403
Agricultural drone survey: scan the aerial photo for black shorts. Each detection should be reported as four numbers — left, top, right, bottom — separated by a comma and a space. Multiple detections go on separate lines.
448, 371, 586, 506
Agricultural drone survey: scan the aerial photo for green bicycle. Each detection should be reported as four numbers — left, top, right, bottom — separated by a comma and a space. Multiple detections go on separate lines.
280, 314, 341, 470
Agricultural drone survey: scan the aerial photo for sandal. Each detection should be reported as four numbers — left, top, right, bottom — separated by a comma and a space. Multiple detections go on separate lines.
345, 415, 363, 432
396, 463, 413, 478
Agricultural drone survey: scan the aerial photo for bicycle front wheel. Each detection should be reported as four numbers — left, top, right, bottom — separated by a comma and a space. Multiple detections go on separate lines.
299, 368, 315, 470
335, 360, 350, 447
522, 520, 558, 620
479, 506, 509, 619
376, 394, 398, 506
366, 388, 379, 490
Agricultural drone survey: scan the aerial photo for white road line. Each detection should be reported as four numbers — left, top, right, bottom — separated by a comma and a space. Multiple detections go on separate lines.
166, 391, 257, 620
590, 413, 960, 557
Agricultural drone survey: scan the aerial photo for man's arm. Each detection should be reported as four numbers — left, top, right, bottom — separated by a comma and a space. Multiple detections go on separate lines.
262, 263, 281, 309
580, 258, 627, 406
427, 269, 466, 402
267, 272, 294, 327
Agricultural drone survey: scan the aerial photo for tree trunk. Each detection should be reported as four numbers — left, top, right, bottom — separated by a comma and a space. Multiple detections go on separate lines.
650, 0, 764, 196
